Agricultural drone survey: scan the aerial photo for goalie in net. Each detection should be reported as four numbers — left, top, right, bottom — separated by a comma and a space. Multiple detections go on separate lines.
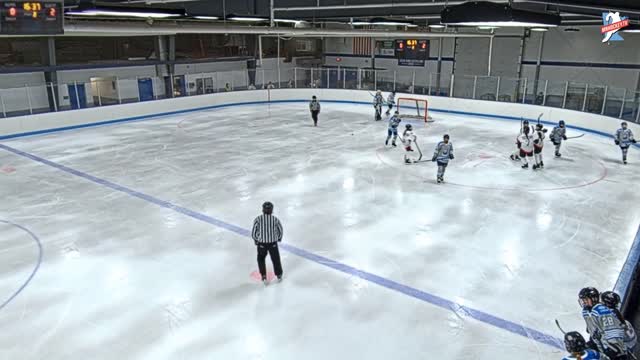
397, 98, 433, 123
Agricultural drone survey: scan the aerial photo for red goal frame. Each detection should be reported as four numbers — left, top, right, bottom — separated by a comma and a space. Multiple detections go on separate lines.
397, 97, 429, 123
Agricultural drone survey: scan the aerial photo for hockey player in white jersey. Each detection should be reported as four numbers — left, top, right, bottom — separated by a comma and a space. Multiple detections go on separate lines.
532, 123, 547, 170
385, 111, 402, 147
401, 124, 420, 164
373, 90, 384, 121
516, 126, 535, 169
385, 91, 396, 115
562, 331, 611, 360
614, 122, 636, 164
432, 134, 454, 183
550, 120, 568, 157
510, 120, 530, 161
579, 287, 627, 359
601, 291, 637, 355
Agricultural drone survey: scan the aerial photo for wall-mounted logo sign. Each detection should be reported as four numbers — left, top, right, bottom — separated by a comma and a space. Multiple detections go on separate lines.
601, 11, 629, 43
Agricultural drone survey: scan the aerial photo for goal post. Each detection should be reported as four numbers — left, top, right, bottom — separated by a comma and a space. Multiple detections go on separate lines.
397, 97, 432, 123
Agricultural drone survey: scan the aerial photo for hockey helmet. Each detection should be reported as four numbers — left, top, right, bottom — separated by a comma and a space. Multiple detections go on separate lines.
621, 121, 628, 129
405, 124, 413, 130
535, 123, 543, 130
559, 120, 566, 127
443, 134, 450, 140
564, 331, 587, 353
578, 287, 600, 309
600, 291, 621, 309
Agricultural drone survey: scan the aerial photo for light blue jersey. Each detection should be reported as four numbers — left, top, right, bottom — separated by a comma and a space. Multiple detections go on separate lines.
434, 141, 454, 164
615, 128, 635, 147
561, 349, 608, 360
373, 94, 384, 106
388, 116, 401, 129
591, 304, 625, 352
551, 126, 566, 143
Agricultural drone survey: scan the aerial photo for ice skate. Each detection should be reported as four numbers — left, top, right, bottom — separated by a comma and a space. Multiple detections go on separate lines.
522, 163, 529, 169
555, 152, 561, 158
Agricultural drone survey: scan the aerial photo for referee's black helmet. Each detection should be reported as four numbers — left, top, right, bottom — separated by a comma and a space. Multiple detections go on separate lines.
262, 201, 274, 214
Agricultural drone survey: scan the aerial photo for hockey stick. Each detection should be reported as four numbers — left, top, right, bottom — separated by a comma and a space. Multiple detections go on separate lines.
555, 319, 567, 335
414, 138, 423, 162
566, 134, 585, 140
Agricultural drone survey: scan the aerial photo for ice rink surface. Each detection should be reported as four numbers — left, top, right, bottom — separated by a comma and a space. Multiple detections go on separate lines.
0, 102, 639, 359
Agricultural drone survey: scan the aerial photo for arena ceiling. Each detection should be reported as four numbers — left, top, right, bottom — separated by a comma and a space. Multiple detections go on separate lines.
63, 0, 640, 26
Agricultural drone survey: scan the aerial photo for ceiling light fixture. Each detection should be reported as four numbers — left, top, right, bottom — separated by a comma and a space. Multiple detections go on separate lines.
193, 16, 220, 20
530, 27, 549, 32
477, 26, 498, 30
66, 9, 182, 18
428, 24, 446, 28
274, 19, 305, 24
227, 16, 269, 22
351, 19, 417, 27
441, 1, 560, 28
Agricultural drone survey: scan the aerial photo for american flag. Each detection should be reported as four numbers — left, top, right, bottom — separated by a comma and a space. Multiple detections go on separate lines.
353, 36, 373, 56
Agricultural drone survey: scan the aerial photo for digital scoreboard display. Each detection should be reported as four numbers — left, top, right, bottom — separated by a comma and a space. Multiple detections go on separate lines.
0, 1, 63, 35
395, 39, 428, 67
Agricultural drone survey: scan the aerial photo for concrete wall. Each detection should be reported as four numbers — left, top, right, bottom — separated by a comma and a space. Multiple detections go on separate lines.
323, 26, 640, 92
1, 88, 636, 141
0, 57, 301, 115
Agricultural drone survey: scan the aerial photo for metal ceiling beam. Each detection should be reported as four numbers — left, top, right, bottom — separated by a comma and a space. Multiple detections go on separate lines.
273, 1, 510, 12
60, 20, 494, 38
514, 0, 640, 15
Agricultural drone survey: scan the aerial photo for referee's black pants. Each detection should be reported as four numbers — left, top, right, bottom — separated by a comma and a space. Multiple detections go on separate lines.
311, 110, 319, 126
257, 242, 283, 278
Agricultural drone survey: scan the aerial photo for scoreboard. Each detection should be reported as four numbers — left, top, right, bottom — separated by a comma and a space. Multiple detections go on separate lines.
395, 39, 428, 67
0, 1, 63, 35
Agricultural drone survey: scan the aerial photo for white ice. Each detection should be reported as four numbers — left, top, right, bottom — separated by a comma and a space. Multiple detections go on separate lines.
0, 102, 639, 360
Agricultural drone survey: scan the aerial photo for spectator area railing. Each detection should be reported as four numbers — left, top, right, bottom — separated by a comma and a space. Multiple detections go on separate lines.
1, 67, 639, 123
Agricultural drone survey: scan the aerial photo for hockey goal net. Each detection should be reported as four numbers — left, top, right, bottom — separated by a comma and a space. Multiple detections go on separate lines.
397, 97, 432, 122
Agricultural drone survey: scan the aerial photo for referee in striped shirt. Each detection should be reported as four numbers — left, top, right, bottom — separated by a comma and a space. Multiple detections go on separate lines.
252, 201, 284, 285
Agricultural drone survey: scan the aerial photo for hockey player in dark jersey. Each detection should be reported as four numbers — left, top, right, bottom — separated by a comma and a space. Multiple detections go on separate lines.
614, 122, 636, 164
579, 287, 627, 359
385, 111, 402, 147
432, 134, 454, 183
562, 331, 610, 360
601, 291, 637, 355
551, 120, 568, 157
373, 90, 384, 121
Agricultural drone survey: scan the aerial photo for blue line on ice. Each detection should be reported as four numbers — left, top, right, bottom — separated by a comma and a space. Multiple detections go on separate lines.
0, 142, 564, 349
